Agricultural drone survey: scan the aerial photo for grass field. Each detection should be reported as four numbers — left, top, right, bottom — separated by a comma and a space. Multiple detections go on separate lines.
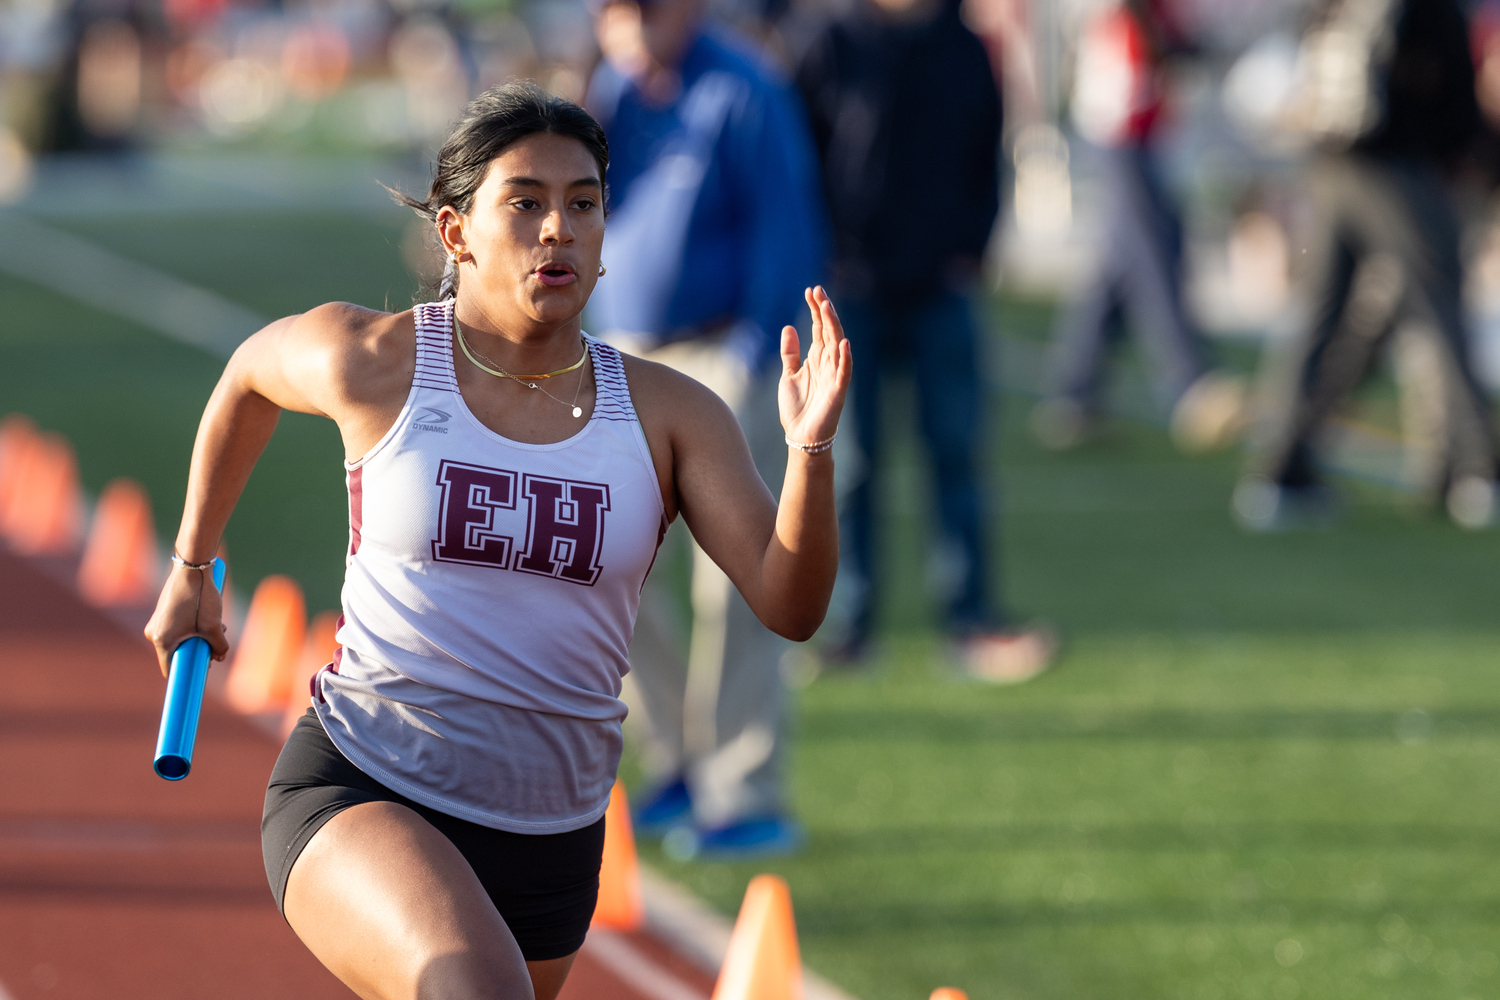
4, 169, 1499, 1000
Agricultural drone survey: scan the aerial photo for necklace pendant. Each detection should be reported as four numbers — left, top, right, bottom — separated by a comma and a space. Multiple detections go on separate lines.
526, 382, 538, 389
572, 406, 583, 418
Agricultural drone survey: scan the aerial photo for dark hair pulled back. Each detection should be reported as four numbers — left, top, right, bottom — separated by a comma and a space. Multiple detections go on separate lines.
395, 81, 609, 301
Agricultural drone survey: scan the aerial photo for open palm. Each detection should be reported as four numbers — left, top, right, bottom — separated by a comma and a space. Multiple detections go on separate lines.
779, 286, 852, 448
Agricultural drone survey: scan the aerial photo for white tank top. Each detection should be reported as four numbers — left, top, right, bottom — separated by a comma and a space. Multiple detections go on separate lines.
314, 298, 667, 834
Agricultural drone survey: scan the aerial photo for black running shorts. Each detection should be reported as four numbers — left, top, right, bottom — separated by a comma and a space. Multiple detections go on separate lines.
262, 710, 606, 962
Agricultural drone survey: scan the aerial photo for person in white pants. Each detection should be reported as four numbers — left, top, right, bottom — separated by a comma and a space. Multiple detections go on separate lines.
586, 0, 827, 855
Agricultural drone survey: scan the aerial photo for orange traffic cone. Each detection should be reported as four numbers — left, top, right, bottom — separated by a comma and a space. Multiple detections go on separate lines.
591, 780, 644, 931
281, 610, 341, 737
930, 990, 969, 1000
225, 575, 306, 714
0, 414, 38, 523
77, 478, 160, 606
711, 874, 803, 1000
9, 432, 83, 555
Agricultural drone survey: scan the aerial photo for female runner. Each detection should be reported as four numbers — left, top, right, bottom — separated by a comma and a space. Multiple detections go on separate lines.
144, 81, 849, 1000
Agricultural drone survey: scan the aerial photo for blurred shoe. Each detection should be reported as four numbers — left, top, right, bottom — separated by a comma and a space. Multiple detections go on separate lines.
1446, 476, 1499, 530
1170, 371, 1248, 453
664, 815, 805, 861
1030, 398, 1094, 450
954, 626, 1057, 684
1231, 477, 1335, 532
633, 777, 692, 836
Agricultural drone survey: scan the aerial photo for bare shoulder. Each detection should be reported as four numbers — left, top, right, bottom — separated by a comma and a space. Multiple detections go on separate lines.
286, 302, 416, 405
617, 351, 738, 437
615, 350, 745, 521
289, 302, 411, 364
230, 301, 417, 421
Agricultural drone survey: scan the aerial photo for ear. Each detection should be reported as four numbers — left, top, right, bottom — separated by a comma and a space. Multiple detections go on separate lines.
436, 206, 467, 259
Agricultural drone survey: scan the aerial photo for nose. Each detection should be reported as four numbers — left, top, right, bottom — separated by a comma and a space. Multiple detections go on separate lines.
540, 207, 574, 246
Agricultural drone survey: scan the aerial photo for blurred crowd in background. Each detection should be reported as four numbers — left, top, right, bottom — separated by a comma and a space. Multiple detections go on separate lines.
9, 0, 1500, 852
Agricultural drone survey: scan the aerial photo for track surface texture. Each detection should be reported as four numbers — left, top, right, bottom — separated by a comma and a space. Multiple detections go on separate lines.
0, 546, 714, 1000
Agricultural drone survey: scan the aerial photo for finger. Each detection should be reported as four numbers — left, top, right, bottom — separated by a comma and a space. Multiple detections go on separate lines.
821, 289, 845, 346
781, 324, 801, 378
805, 286, 823, 353
206, 623, 230, 662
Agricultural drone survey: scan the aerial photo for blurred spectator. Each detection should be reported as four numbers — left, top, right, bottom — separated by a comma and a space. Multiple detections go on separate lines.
795, 0, 1053, 680
1032, 0, 1245, 455
35, 0, 160, 152
585, 0, 825, 856
1234, 0, 1500, 530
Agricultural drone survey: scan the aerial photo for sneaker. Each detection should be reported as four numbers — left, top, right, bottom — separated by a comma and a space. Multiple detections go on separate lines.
665, 815, 805, 861
1171, 371, 1247, 453
1447, 476, 1499, 530
955, 626, 1057, 684
1231, 477, 1335, 532
632, 777, 693, 836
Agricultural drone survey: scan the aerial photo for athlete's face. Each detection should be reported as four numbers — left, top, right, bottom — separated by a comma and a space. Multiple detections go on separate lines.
440, 133, 605, 331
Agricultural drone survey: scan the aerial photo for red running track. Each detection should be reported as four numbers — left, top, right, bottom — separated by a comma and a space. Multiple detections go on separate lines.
0, 547, 714, 1000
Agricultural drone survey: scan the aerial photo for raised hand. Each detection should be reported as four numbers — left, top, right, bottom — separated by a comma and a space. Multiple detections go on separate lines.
779, 286, 852, 450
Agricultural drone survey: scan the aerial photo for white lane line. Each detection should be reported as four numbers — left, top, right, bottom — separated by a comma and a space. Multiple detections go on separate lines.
0, 212, 267, 358
584, 928, 708, 1000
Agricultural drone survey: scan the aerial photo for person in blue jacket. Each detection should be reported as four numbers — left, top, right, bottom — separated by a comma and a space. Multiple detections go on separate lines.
586, 0, 826, 856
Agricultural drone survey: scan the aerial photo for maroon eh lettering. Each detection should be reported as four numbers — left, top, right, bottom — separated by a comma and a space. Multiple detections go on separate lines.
430, 462, 610, 586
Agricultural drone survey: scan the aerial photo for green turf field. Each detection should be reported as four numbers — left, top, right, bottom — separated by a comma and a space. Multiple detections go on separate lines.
4, 183, 1498, 1000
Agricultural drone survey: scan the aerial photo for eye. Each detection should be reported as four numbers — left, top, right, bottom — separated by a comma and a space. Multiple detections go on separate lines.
573, 198, 596, 211
513, 197, 540, 211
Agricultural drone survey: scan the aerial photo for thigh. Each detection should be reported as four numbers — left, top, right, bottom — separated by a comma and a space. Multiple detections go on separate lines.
284, 799, 538, 1000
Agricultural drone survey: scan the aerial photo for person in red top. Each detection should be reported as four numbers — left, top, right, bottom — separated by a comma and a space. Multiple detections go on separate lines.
1033, 0, 1240, 453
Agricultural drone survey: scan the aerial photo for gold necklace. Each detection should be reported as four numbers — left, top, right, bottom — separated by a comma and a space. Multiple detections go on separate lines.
454, 313, 589, 419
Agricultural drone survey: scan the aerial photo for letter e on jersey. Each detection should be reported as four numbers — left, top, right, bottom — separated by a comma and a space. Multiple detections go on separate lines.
432, 460, 517, 567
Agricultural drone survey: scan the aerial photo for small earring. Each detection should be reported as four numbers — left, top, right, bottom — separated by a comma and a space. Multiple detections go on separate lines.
598, 263, 607, 276
451, 251, 465, 265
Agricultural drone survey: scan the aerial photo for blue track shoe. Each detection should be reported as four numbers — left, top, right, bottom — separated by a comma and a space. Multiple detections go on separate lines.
632, 777, 693, 836
664, 815, 805, 861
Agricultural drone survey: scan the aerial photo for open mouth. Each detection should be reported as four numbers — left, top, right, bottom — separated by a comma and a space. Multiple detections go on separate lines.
535, 262, 577, 287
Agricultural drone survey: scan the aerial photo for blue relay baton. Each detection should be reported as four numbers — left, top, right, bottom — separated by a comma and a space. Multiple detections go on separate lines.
153, 557, 227, 781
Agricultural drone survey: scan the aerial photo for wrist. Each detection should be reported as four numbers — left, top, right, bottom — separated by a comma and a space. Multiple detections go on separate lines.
171, 552, 216, 571
172, 533, 218, 568
785, 431, 837, 454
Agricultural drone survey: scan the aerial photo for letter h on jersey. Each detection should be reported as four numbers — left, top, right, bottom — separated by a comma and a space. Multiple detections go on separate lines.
431, 461, 610, 586
514, 475, 610, 586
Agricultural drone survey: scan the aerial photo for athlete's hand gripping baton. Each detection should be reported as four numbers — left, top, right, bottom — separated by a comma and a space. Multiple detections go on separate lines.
153, 557, 227, 780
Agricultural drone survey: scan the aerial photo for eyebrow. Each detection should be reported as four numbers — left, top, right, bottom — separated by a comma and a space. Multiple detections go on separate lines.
501, 176, 603, 190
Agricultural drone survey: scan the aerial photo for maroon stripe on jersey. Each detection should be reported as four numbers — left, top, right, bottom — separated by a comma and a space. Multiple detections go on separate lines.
348, 467, 363, 555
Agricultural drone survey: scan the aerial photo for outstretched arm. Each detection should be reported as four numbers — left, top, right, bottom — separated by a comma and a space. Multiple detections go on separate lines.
671, 286, 852, 640
142, 305, 390, 675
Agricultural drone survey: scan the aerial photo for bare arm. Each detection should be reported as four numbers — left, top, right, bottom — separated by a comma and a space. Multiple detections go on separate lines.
666, 287, 851, 641
143, 304, 407, 675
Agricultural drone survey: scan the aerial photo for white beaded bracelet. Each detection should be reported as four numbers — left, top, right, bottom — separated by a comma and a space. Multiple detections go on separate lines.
171, 552, 215, 571
786, 432, 837, 454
